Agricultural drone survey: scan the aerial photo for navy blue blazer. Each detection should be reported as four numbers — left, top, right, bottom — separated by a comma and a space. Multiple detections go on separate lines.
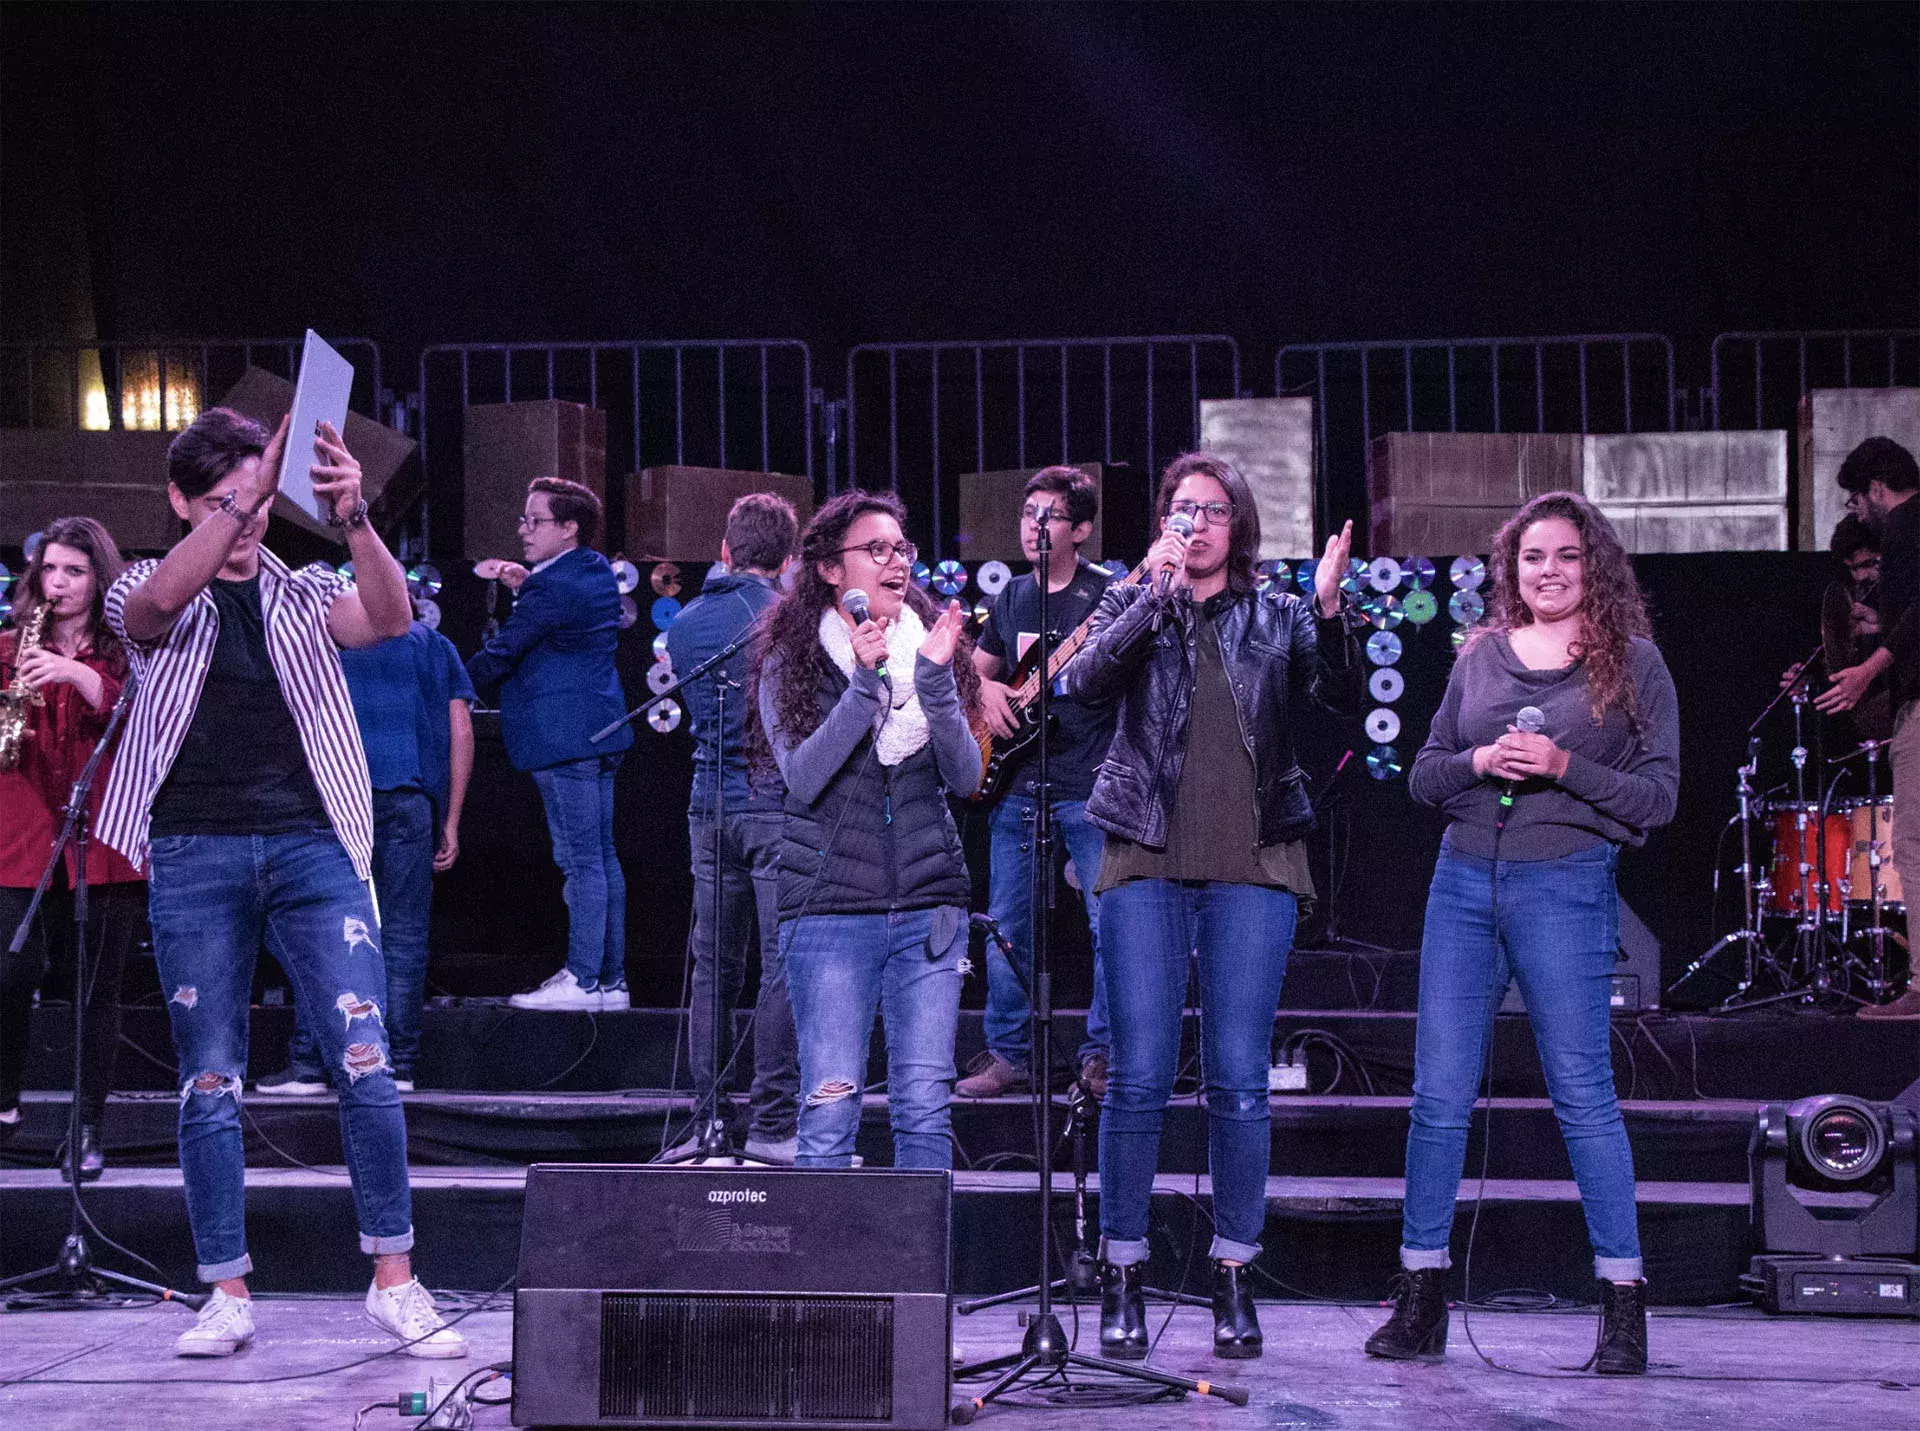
467, 547, 634, 771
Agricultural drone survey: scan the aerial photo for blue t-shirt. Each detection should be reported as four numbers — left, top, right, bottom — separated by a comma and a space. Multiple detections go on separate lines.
340, 622, 476, 823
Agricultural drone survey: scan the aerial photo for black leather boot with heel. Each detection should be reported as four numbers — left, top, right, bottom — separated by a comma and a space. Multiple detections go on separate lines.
1211, 1260, 1263, 1359
1098, 1261, 1148, 1360
1364, 1266, 1449, 1362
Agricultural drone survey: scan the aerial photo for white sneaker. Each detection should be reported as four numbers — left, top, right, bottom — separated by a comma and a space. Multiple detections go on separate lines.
393, 1078, 416, 1093
176, 1288, 255, 1357
508, 970, 603, 1011
365, 1276, 467, 1359
598, 983, 631, 1011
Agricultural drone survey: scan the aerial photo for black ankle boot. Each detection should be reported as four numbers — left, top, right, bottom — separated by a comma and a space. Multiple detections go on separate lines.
1210, 1260, 1262, 1359
1098, 1261, 1148, 1361
57, 1123, 105, 1183
1592, 1278, 1647, 1375
1364, 1266, 1449, 1361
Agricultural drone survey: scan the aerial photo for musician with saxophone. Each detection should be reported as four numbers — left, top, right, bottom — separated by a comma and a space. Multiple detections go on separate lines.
957, 466, 1120, 1100
0, 517, 143, 1180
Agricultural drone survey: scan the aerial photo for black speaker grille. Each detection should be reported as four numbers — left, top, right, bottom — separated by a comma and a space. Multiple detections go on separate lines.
599, 1293, 894, 1422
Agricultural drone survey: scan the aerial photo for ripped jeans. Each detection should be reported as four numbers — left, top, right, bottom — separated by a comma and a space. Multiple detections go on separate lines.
148, 830, 413, 1282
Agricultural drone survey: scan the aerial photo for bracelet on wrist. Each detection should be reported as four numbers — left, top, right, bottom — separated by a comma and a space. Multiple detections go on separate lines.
328, 498, 370, 531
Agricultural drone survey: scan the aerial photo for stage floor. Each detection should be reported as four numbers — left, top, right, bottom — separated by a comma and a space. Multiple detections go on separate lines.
1, 1293, 1911, 1430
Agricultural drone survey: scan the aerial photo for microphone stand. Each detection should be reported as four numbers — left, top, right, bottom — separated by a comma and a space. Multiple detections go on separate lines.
953, 521, 1239, 1420
1, 670, 203, 1310
594, 626, 779, 1167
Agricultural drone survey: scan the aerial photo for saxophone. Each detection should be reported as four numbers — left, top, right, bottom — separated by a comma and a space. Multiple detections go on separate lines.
0, 600, 51, 773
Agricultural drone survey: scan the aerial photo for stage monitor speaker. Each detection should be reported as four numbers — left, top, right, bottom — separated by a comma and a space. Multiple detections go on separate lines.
512, 1164, 951, 1430
465, 400, 608, 560
1500, 893, 1660, 1014
622, 466, 813, 561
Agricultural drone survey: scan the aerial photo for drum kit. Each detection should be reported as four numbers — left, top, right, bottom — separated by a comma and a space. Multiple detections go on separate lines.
1672, 645, 1907, 1010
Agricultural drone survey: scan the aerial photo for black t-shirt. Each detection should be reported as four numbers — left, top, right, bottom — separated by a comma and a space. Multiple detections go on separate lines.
149, 576, 331, 838
978, 559, 1118, 801
1873, 494, 1918, 709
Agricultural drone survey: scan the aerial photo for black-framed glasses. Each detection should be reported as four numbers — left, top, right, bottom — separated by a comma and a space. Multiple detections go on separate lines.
1169, 499, 1234, 526
517, 514, 561, 530
836, 540, 918, 566
1020, 503, 1074, 526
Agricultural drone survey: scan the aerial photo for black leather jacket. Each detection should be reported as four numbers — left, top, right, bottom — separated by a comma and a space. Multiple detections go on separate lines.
1060, 581, 1362, 849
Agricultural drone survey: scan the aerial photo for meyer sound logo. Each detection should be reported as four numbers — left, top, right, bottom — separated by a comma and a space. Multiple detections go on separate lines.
675, 1204, 793, 1255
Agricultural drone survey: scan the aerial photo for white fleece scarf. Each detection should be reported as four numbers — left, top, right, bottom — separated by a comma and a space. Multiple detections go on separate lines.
818, 604, 930, 766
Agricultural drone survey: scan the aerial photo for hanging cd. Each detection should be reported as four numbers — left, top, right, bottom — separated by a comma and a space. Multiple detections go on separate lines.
910, 562, 932, 590
647, 699, 683, 734
1403, 556, 1436, 590
1254, 559, 1284, 592
977, 560, 1013, 596
22, 531, 45, 561
650, 562, 683, 598
415, 598, 442, 630
1366, 744, 1403, 781
1294, 557, 1318, 593
336, 561, 356, 583
0, 596, 10, 623
1102, 558, 1130, 580
1366, 557, 1403, 593
1369, 667, 1405, 703
1365, 708, 1402, 744
650, 595, 682, 628
1361, 593, 1404, 631
1449, 556, 1486, 591
1403, 588, 1439, 625
0, 560, 13, 589
1365, 630, 1403, 667
1339, 558, 1366, 596
619, 594, 640, 630
1448, 589, 1485, 625
610, 558, 640, 595
931, 560, 967, 598
971, 600, 992, 625
1450, 626, 1470, 652
646, 661, 676, 695
651, 631, 671, 660
406, 563, 443, 599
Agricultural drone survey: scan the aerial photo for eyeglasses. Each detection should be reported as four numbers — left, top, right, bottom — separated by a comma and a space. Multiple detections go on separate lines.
1020, 504, 1073, 526
836, 540, 918, 566
517, 515, 561, 530
1169, 499, 1234, 527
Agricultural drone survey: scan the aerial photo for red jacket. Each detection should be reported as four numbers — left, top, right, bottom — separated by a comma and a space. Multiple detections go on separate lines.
0, 628, 144, 888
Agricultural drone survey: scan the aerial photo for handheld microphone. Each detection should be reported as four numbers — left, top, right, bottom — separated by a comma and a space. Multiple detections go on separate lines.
1498, 704, 1547, 815
840, 588, 887, 681
1157, 511, 1196, 598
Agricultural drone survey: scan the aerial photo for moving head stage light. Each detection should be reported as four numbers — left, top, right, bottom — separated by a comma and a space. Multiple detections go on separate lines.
1745, 1095, 1920, 1317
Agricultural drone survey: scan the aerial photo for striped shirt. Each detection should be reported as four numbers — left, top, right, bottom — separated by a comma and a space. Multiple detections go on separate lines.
99, 550, 375, 879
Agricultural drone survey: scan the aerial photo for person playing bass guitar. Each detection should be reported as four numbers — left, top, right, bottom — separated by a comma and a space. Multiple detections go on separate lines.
958, 466, 1123, 1100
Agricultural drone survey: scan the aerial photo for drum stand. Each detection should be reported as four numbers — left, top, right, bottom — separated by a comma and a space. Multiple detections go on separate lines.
1774, 691, 1852, 1003
1837, 740, 1908, 1003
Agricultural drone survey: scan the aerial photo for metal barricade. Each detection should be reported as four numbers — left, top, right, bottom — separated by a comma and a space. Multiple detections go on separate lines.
1709, 330, 1920, 430
0, 337, 384, 432
844, 336, 1242, 556
1276, 333, 1677, 525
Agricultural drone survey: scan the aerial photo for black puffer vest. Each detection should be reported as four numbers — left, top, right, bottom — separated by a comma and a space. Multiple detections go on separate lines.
776, 667, 971, 921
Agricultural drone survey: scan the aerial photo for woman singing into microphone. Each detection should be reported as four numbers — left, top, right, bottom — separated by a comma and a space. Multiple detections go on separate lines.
751, 491, 981, 1168
1062, 452, 1359, 1361
1, 517, 145, 1180
1365, 492, 1678, 1375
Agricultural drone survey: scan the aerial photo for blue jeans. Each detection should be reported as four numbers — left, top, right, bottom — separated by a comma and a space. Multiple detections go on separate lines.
984, 796, 1110, 1066
1401, 842, 1642, 1281
688, 809, 798, 1140
147, 830, 413, 1282
288, 789, 436, 1080
1096, 880, 1298, 1265
783, 907, 964, 1169
531, 753, 627, 988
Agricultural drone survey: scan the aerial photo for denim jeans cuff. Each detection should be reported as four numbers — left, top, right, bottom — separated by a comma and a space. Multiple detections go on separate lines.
1100, 1236, 1149, 1267
199, 1252, 253, 1283
1209, 1234, 1261, 1265
1595, 1255, 1643, 1282
1400, 1245, 1452, 1271
360, 1228, 416, 1257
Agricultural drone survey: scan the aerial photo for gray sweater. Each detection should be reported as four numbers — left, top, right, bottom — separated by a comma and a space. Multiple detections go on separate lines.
1409, 631, 1679, 859
758, 654, 983, 802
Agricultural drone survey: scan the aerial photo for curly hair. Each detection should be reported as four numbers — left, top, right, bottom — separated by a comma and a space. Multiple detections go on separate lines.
748, 489, 980, 763
1471, 491, 1650, 725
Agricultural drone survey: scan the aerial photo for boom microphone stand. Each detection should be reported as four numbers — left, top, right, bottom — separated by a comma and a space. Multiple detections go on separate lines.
952, 522, 1242, 1420
0, 672, 201, 1311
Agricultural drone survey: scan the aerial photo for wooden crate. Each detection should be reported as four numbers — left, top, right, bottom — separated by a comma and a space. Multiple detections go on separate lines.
955, 463, 1104, 562
623, 465, 813, 561
463, 400, 607, 557
1199, 397, 1315, 557
1797, 388, 1920, 551
1367, 432, 1579, 554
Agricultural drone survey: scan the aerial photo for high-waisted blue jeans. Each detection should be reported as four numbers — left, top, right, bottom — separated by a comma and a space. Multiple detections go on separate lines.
531, 753, 627, 988
147, 830, 413, 1282
782, 907, 964, 1169
1095, 879, 1298, 1265
1400, 841, 1642, 1281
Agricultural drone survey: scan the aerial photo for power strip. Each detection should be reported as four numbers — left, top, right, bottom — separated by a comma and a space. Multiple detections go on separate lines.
1268, 1056, 1308, 1093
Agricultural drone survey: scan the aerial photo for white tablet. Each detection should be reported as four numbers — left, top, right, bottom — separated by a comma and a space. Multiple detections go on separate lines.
279, 330, 355, 525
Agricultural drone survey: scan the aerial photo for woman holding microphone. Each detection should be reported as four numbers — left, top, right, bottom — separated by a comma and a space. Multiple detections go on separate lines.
1365, 491, 1678, 1375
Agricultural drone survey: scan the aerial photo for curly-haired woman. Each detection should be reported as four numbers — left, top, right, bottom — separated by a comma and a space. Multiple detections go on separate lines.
751, 490, 981, 1168
1365, 492, 1679, 1374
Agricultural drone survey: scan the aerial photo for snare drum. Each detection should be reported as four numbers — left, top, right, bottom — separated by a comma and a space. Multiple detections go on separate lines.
1766, 803, 1850, 915
1842, 797, 1903, 910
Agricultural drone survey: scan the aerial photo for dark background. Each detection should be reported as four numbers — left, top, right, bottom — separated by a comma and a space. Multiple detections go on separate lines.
3, 3, 1915, 1002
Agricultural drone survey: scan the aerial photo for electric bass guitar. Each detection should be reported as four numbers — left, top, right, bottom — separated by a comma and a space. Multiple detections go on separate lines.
969, 559, 1149, 803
